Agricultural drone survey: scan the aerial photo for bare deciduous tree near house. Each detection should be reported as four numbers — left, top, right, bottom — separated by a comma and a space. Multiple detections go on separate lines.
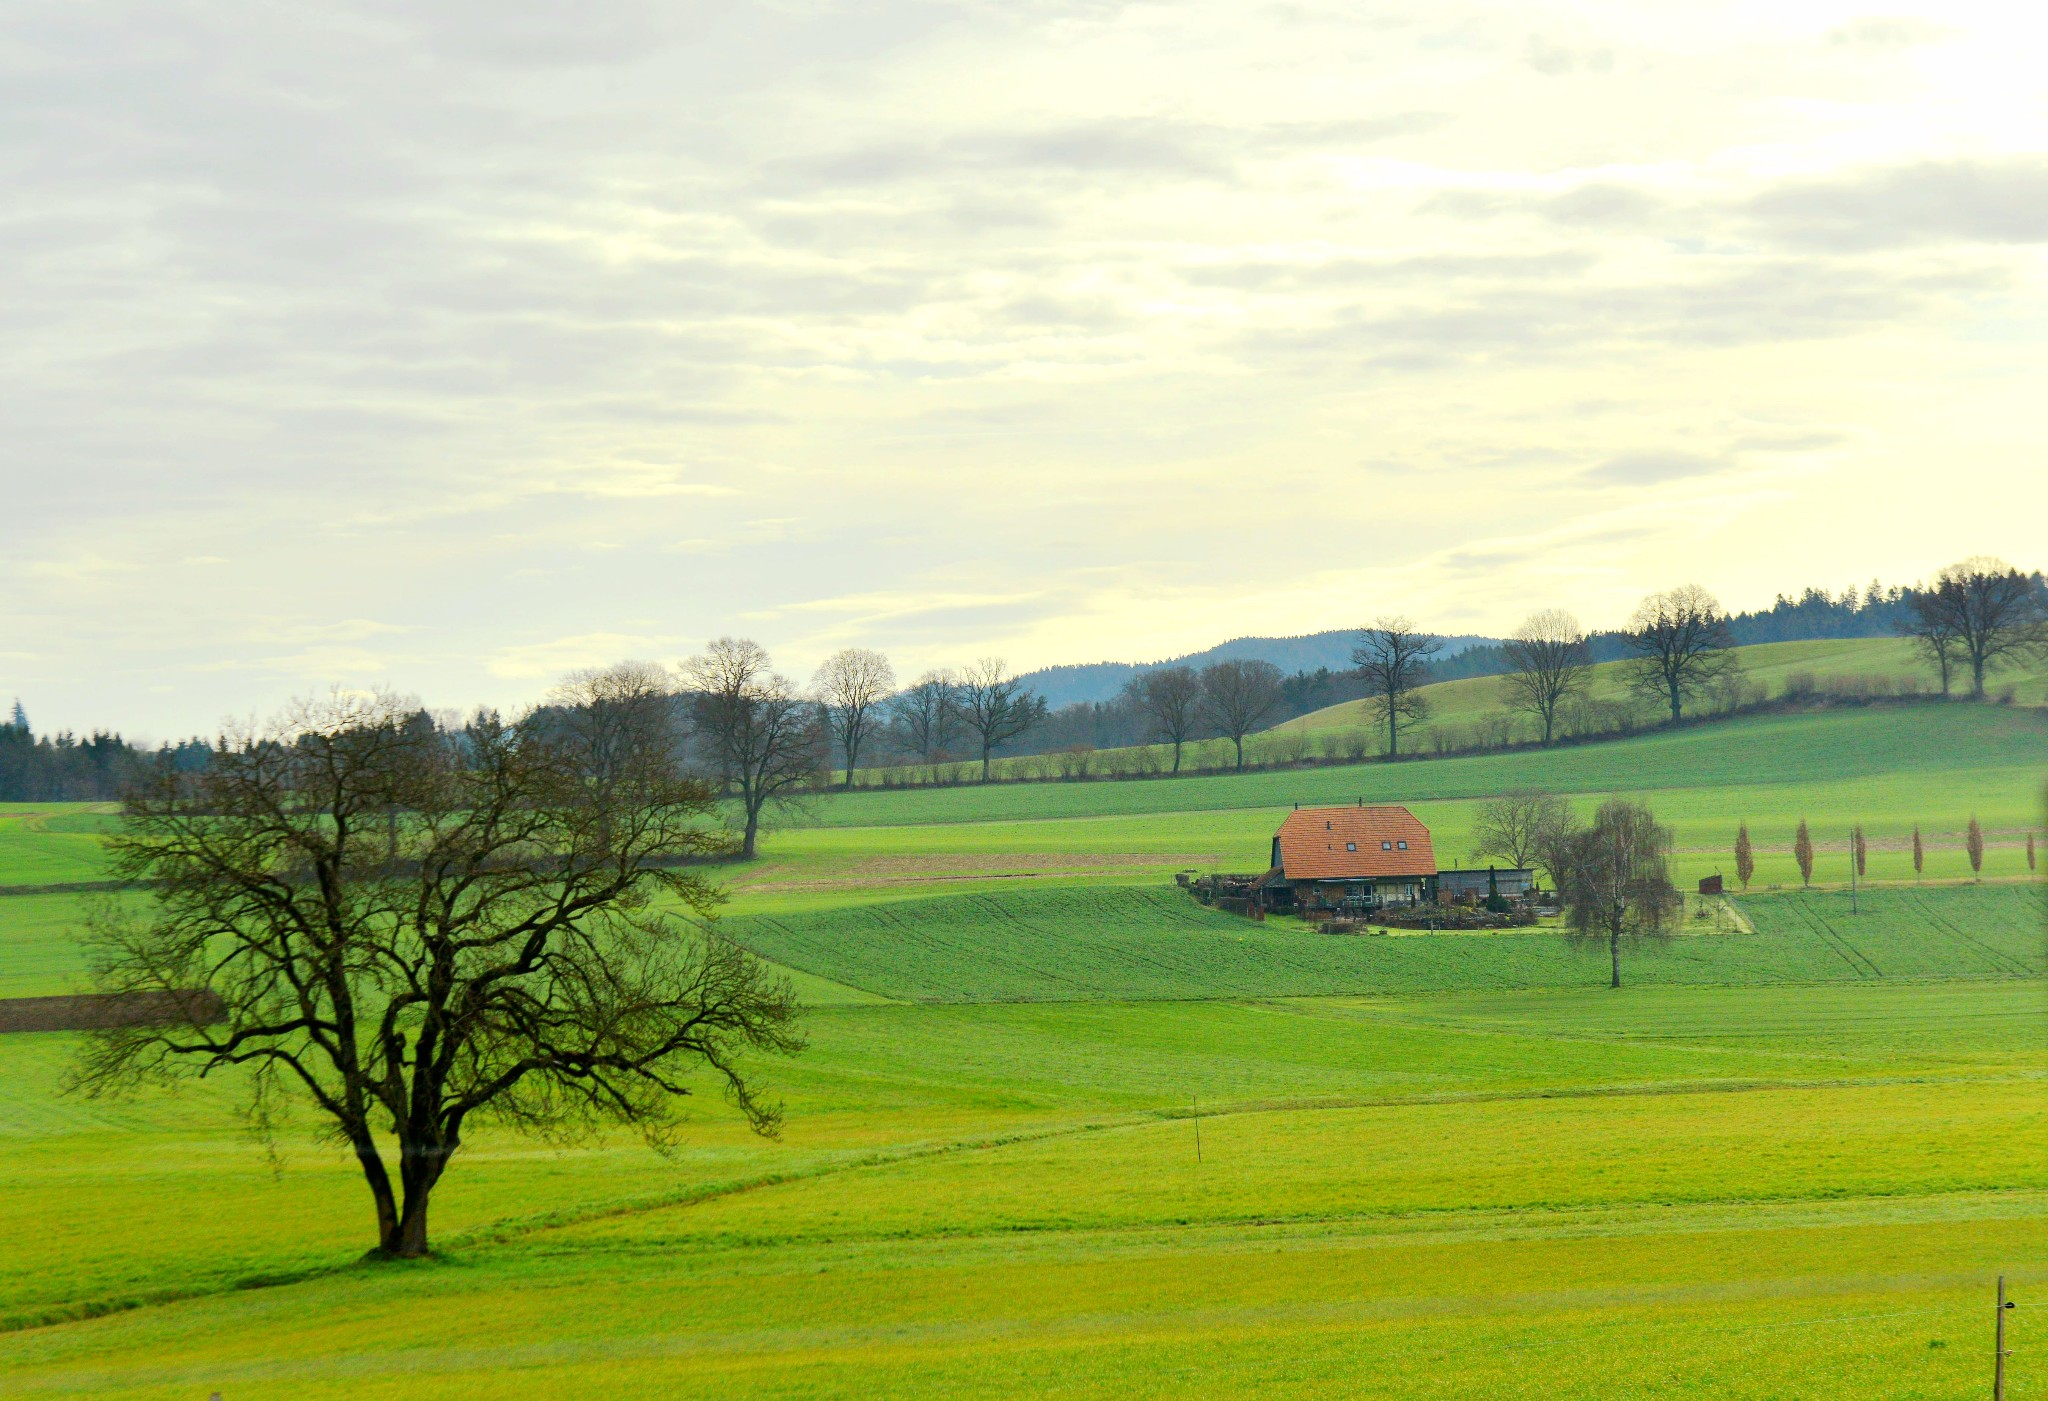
1555, 799, 1680, 989
1903, 558, 2047, 699
683, 639, 828, 859
956, 658, 1048, 782
1469, 791, 1573, 883
811, 648, 895, 790
1500, 609, 1592, 746
1199, 659, 1284, 770
1352, 617, 1441, 758
73, 675, 800, 1260
1123, 666, 1205, 774
1622, 585, 1737, 724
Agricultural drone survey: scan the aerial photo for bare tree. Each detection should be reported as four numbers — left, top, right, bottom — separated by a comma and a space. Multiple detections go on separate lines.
1501, 609, 1592, 745
1469, 791, 1573, 881
1904, 558, 2046, 699
1352, 617, 1441, 758
1555, 798, 1679, 989
1898, 606, 1962, 696
811, 648, 895, 790
1199, 659, 1284, 770
682, 639, 829, 859
888, 670, 959, 769
1123, 666, 1205, 774
73, 677, 800, 1259
1622, 585, 1737, 723
956, 658, 1048, 782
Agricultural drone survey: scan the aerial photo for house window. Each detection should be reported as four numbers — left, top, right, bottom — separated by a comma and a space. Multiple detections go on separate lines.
1397, 840, 1408, 850
1381, 841, 1392, 850
1345, 842, 1356, 851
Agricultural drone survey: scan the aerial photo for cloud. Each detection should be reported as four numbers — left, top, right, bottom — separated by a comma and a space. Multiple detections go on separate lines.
1744, 160, 2048, 249
1825, 17, 1954, 50
1582, 452, 1723, 486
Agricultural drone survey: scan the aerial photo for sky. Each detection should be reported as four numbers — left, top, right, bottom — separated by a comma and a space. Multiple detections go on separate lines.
5, 0, 2046, 739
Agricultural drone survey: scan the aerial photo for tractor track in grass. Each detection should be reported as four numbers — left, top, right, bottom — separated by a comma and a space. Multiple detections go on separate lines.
1901, 891, 2036, 978
6, 1067, 2036, 1338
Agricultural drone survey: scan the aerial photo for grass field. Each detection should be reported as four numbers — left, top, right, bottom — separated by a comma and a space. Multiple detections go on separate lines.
1, 697, 2044, 1397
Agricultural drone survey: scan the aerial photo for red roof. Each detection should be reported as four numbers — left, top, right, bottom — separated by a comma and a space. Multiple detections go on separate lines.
1274, 805, 1435, 880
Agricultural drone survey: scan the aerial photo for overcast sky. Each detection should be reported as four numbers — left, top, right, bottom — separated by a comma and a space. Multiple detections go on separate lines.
5, 0, 2046, 738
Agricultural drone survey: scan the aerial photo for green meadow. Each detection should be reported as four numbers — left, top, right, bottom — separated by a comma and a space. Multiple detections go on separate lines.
1, 694, 2044, 1397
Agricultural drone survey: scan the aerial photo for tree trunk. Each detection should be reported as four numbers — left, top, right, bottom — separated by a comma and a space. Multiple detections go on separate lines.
841, 738, 856, 791
1609, 925, 1622, 989
1234, 736, 1245, 770
1667, 677, 1682, 724
1387, 705, 1399, 759
355, 1138, 399, 1253
386, 1142, 451, 1258
981, 746, 992, 783
1541, 708, 1553, 746
740, 807, 760, 860
1971, 654, 1987, 698
1171, 740, 1182, 774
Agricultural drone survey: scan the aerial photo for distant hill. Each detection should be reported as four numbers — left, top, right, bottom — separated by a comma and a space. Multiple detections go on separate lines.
1017, 632, 1503, 709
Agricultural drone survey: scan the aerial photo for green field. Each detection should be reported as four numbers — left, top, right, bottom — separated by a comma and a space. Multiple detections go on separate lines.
1, 697, 2045, 1397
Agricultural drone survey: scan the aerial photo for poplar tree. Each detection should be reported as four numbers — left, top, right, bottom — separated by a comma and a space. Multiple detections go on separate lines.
2029, 832, 2037, 874
1733, 823, 1755, 891
1912, 825, 1924, 880
1794, 821, 1814, 887
1966, 816, 1984, 880
1852, 825, 1867, 879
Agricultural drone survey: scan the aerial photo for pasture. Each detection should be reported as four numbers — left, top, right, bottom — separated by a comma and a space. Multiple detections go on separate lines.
0, 697, 2043, 1398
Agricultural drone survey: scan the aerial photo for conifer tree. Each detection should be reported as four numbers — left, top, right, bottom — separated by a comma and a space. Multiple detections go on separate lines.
1966, 816, 1984, 881
1852, 825, 1867, 879
1734, 823, 1755, 891
1794, 821, 1814, 887
1912, 825, 1924, 880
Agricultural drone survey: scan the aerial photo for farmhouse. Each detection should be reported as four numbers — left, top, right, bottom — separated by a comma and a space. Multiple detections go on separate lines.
1260, 804, 1438, 914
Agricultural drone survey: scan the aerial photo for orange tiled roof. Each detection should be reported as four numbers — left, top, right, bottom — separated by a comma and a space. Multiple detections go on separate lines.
1274, 805, 1435, 880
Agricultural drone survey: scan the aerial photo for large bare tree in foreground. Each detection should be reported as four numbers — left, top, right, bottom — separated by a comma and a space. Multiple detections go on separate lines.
811, 648, 895, 789
1622, 585, 1736, 723
1352, 618, 1440, 758
684, 638, 829, 858
74, 672, 800, 1259
1501, 609, 1591, 745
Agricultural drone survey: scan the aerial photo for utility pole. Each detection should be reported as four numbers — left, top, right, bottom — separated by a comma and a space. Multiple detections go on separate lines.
1996, 1275, 2013, 1401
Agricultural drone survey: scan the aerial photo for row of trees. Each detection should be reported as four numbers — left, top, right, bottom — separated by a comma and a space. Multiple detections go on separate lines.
1737, 816, 2031, 888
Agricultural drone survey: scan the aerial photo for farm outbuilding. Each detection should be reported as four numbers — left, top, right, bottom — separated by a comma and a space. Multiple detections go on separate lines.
1437, 867, 1536, 901
1261, 804, 1438, 915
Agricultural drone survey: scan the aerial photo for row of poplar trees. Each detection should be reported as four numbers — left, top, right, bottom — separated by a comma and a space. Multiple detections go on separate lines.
1728, 819, 2034, 887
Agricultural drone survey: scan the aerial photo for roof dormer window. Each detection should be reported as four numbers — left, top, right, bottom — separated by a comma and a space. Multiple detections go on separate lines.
1345, 842, 1356, 851
1381, 841, 1392, 850
1397, 840, 1408, 850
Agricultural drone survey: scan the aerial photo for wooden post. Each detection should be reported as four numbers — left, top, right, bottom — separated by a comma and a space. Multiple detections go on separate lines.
1996, 1275, 2010, 1401
1193, 1095, 1202, 1164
